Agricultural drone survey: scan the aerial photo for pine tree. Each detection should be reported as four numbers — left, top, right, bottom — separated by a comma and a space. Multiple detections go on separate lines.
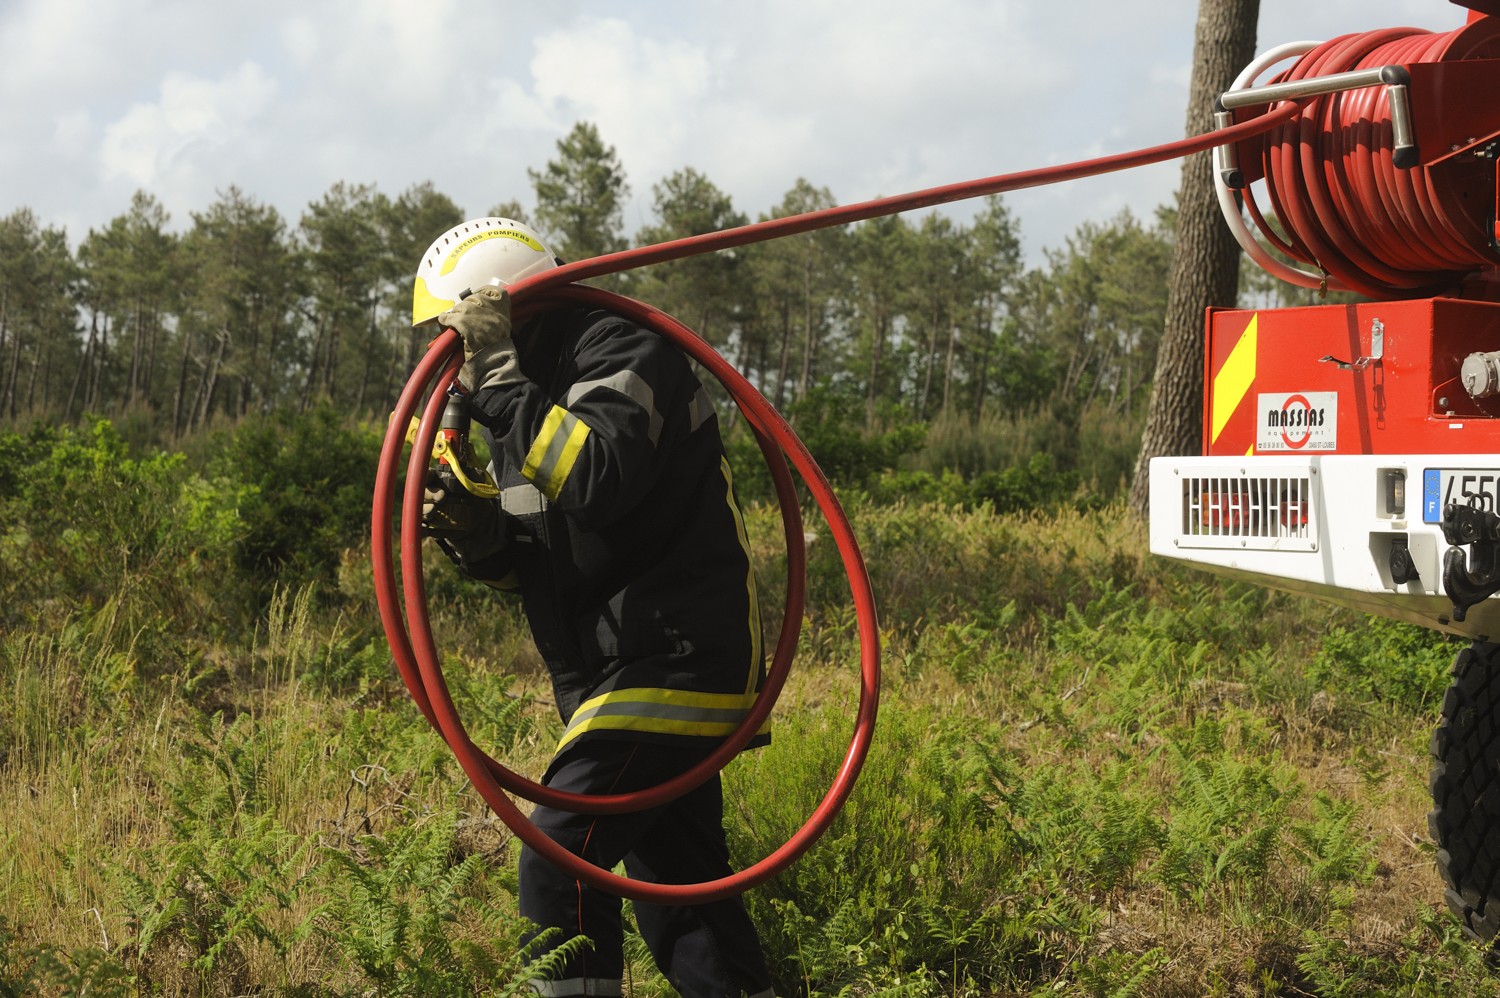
529, 122, 630, 264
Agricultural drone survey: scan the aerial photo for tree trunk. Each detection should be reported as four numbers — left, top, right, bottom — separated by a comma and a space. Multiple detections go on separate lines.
918, 313, 940, 419
1061, 310, 1095, 403
144, 301, 160, 404
972, 299, 994, 423
4, 327, 21, 420
865, 311, 887, 430
243, 306, 261, 417
38, 341, 52, 418
753, 325, 769, 393
194, 329, 229, 431
1129, 0, 1260, 516
172, 327, 193, 439
941, 320, 959, 416
264, 311, 282, 414
0, 287, 10, 417
301, 322, 326, 412
127, 298, 143, 409
797, 253, 816, 400
773, 302, 792, 410
24, 338, 41, 412
356, 293, 377, 413
67, 312, 99, 420
735, 322, 754, 386
322, 301, 342, 401
87, 314, 110, 413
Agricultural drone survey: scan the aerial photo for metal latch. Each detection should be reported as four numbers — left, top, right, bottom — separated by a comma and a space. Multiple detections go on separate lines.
1320, 317, 1384, 372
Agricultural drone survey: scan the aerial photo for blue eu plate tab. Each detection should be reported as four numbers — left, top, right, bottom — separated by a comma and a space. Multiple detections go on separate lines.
1423, 469, 1441, 523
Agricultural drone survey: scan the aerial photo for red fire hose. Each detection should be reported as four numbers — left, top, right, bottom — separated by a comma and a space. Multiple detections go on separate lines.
372, 100, 1305, 903
1238, 20, 1500, 297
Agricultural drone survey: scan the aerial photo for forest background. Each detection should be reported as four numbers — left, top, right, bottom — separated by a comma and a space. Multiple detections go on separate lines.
1, 121, 1488, 995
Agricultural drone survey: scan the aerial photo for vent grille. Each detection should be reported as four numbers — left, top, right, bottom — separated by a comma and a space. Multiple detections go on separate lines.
1178, 472, 1316, 551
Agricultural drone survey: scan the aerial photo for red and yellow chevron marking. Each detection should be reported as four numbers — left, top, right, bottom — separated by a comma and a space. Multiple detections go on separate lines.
1209, 313, 1257, 457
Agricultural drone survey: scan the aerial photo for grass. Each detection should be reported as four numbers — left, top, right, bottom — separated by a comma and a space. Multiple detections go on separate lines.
1, 428, 1496, 994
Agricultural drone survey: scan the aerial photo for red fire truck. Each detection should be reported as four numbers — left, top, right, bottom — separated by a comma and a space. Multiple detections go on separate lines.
1148, 0, 1500, 944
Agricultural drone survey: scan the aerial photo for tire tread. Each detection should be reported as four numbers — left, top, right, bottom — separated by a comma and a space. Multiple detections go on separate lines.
1430, 640, 1500, 944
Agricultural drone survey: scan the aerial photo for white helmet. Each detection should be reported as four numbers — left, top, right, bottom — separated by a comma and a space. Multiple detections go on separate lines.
411, 217, 560, 327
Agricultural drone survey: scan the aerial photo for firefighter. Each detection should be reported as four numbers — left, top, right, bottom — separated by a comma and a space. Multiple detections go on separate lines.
411, 217, 774, 998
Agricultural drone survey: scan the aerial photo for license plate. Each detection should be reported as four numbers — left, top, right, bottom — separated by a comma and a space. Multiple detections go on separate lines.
1423, 469, 1500, 523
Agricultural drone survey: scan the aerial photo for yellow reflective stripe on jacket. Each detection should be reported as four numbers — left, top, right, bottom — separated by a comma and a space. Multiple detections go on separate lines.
556, 687, 762, 753
522, 405, 591, 500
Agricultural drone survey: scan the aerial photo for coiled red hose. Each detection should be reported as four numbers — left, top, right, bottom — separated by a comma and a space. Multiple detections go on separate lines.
371, 100, 1304, 903
1250, 22, 1500, 298
378, 288, 875, 904
386, 290, 810, 817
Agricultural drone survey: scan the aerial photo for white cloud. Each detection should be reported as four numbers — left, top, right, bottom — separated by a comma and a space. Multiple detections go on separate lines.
100, 63, 278, 189
0, 0, 1464, 261
52, 111, 96, 160
279, 17, 320, 68
528, 19, 715, 178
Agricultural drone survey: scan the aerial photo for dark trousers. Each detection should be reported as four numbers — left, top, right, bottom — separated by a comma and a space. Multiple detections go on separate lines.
518, 739, 773, 998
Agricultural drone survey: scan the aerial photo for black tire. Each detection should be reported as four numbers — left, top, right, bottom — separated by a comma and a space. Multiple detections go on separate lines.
1430, 639, 1500, 943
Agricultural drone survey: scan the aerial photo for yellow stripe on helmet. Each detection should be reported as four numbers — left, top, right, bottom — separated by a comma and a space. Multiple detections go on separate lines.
439, 228, 547, 276
411, 275, 455, 327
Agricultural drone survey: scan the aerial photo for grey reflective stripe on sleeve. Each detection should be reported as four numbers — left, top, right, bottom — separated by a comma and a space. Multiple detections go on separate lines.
500, 483, 547, 516
688, 385, 716, 431
528, 978, 622, 997
564, 371, 663, 445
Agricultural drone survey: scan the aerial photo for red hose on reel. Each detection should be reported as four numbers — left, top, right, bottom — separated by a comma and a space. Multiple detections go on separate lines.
371, 99, 1306, 903
1242, 21, 1500, 298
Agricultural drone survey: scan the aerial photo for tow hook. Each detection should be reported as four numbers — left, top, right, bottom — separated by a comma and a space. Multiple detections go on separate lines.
1441, 501, 1500, 621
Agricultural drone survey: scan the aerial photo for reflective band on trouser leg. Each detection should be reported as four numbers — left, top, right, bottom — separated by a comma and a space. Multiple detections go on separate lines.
527, 977, 622, 997
523, 405, 592, 499
556, 688, 759, 753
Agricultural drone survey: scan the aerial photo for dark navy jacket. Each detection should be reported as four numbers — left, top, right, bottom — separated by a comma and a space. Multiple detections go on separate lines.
463, 305, 766, 754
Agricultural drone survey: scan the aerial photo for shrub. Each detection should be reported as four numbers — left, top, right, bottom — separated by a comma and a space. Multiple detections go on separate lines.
1309, 615, 1458, 711
729, 703, 1103, 994
724, 385, 927, 503
201, 407, 382, 595
0, 419, 250, 634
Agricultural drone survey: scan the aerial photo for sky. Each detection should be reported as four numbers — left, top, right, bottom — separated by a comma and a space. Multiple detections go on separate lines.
0, 0, 1472, 267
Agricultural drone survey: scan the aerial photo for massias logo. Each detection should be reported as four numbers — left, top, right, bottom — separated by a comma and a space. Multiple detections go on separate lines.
1265, 397, 1327, 429
1256, 392, 1337, 451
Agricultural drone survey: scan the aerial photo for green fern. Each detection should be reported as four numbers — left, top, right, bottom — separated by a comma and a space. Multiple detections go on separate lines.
306, 808, 580, 996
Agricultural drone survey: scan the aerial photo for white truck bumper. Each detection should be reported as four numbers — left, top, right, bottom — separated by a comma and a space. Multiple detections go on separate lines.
1149, 453, 1500, 640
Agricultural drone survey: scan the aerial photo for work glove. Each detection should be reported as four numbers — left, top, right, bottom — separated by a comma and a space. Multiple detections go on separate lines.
422, 471, 508, 569
438, 286, 526, 393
